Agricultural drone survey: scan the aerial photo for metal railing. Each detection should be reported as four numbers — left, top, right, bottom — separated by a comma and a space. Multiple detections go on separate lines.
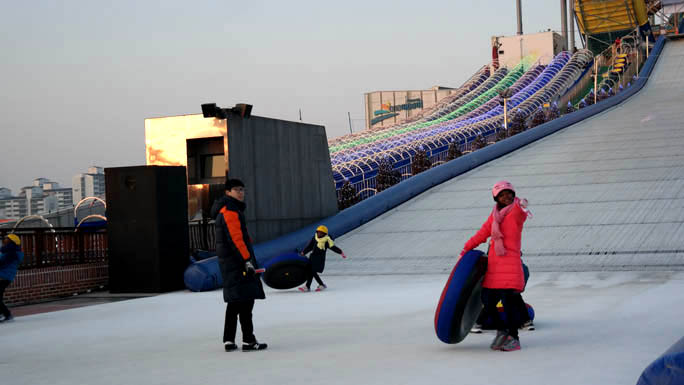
571, 29, 644, 106
0, 223, 216, 270
332, 48, 593, 203
0, 228, 108, 269
557, 59, 595, 108
338, 130, 499, 201
188, 220, 216, 251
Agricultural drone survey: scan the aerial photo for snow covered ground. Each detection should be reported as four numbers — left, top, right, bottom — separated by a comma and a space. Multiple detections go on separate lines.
3, 271, 683, 385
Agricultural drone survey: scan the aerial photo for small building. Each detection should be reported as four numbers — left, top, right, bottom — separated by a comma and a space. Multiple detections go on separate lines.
364, 86, 460, 129
144, 106, 338, 243
492, 31, 566, 70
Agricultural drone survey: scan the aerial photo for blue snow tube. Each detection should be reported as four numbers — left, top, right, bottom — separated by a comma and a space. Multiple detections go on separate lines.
495, 302, 535, 323
525, 303, 535, 321
478, 302, 535, 330
434, 250, 488, 344
193, 249, 217, 261
261, 252, 311, 290
183, 256, 223, 292
637, 336, 684, 385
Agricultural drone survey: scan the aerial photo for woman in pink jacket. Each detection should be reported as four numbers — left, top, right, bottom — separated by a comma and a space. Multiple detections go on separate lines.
460, 181, 531, 351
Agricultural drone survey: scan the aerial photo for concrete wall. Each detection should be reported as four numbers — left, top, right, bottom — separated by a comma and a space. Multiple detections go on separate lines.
4, 263, 108, 305
227, 115, 338, 243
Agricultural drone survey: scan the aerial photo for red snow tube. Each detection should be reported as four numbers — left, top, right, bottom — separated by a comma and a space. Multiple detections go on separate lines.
434, 250, 488, 344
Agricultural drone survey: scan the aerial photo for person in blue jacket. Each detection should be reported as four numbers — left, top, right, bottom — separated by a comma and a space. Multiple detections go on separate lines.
0, 234, 23, 322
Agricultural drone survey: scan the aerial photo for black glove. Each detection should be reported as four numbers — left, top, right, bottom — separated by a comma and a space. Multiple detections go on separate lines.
245, 261, 256, 276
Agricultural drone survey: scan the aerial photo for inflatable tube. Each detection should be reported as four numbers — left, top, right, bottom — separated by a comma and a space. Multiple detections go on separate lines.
253, 36, 667, 268
479, 302, 535, 330
495, 302, 535, 322
183, 256, 223, 292
262, 252, 311, 290
193, 249, 217, 262
526, 303, 535, 321
434, 250, 488, 344
637, 336, 684, 385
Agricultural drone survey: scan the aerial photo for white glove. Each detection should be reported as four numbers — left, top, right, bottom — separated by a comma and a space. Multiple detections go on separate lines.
245, 261, 256, 276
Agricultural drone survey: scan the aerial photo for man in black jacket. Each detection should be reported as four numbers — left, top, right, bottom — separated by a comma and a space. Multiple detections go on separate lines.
213, 178, 267, 352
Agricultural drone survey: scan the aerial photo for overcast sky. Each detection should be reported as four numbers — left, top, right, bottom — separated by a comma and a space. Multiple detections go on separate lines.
0, 0, 568, 194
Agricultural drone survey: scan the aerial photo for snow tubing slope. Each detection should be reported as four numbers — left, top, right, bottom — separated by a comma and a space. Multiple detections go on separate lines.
261, 252, 311, 290
435, 250, 488, 344
637, 336, 684, 385
183, 256, 223, 292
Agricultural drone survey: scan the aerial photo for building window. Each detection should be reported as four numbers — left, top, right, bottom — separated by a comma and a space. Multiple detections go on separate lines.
202, 154, 225, 178
186, 136, 225, 185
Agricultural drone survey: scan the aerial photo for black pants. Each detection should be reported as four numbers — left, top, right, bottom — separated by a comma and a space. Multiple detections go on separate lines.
509, 293, 531, 324
481, 288, 520, 340
477, 291, 530, 328
0, 279, 11, 318
223, 300, 256, 344
305, 265, 324, 289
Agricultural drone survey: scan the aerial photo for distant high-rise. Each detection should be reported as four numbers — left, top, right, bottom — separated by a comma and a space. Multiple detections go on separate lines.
0, 178, 73, 219
0, 187, 11, 199
0, 188, 27, 219
25, 179, 73, 215
43, 181, 73, 214
72, 166, 106, 205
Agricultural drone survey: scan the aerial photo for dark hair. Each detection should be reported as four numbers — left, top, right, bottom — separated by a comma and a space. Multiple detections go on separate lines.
493, 189, 515, 202
225, 178, 245, 191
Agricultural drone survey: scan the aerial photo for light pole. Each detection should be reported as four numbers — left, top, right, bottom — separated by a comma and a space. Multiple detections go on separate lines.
593, 59, 598, 104
499, 88, 515, 134
636, 35, 640, 79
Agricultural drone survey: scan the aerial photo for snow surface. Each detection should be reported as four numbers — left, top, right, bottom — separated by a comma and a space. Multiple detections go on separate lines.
2, 272, 684, 385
